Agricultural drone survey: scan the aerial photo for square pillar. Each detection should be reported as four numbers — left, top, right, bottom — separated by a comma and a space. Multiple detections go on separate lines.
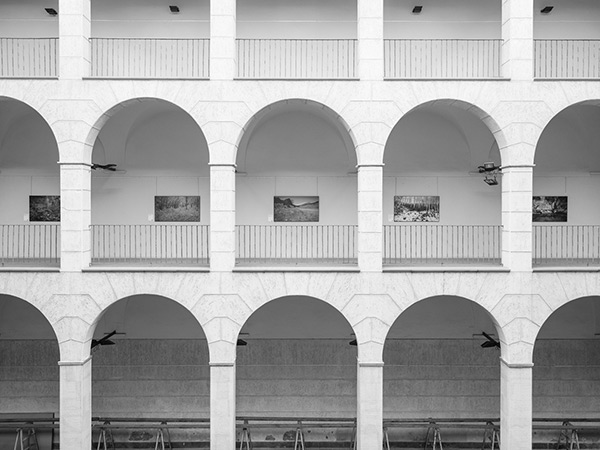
357, 0, 384, 80
501, 165, 533, 271
357, 361, 383, 449
358, 165, 383, 272
501, 0, 534, 80
210, 0, 237, 80
500, 358, 533, 450
59, 0, 91, 79
210, 362, 236, 450
60, 163, 91, 272
59, 357, 92, 450
210, 164, 236, 271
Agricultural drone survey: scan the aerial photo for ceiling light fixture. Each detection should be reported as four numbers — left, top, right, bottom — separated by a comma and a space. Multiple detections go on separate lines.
540, 6, 554, 14
478, 161, 502, 186
45, 7, 58, 16
412, 5, 423, 14
169, 5, 180, 13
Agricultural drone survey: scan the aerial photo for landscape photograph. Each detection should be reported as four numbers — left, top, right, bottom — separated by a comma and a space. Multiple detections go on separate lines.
29, 196, 60, 222
394, 195, 440, 222
274, 196, 319, 222
155, 196, 200, 222
533, 196, 568, 222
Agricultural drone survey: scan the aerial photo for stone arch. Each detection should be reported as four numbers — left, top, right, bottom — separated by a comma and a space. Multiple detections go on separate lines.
234, 98, 359, 171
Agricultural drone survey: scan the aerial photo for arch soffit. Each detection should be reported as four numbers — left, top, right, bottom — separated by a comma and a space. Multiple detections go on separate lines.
84, 97, 209, 164
382, 98, 507, 166
233, 98, 359, 168
0, 293, 59, 342
532, 98, 600, 162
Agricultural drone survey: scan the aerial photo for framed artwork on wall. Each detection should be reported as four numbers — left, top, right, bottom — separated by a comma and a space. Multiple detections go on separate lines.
394, 196, 440, 222
532, 196, 567, 222
154, 196, 200, 222
274, 196, 319, 222
29, 196, 60, 222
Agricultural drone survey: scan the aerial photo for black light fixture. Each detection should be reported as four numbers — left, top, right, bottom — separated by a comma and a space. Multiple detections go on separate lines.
412, 5, 423, 14
91, 330, 118, 350
540, 6, 554, 14
478, 161, 502, 186
45, 7, 58, 16
236, 339, 247, 346
484, 176, 499, 186
169, 5, 180, 13
480, 331, 501, 349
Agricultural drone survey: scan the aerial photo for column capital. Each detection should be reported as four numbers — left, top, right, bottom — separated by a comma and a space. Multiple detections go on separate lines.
500, 357, 534, 369
209, 361, 236, 367
358, 361, 384, 368
209, 163, 237, 168
501, 164, 535, 170
356, 163, 385, 169
58, 356, 92, 366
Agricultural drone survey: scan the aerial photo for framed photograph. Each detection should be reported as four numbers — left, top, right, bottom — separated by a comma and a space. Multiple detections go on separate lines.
154, 196, 200, 222
274, 196, 319, 222
394, 195, 440, 222
533, 196, 567, 222
29, 196, 60, 222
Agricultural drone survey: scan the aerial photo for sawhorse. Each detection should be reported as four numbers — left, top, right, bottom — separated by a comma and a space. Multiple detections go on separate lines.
482, 421, 500, 450
293, 421, 305, 450
425, 421, 443, 450
239, 421, 252, 450
556, 421, 580, 450
96, 422, 115, 450
154, 422, 172, 450
13, 426, 39, 450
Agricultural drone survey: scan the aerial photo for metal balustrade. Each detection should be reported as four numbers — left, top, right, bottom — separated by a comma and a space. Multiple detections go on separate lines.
90, 38, 209, 78
236, 39, 358, 79
535, 40, 600, 78
91, 224, 209, 266
236, 225, 357, 265
533, 225, 600, 267
383, 225, 502, 266
0, 224, 60, 267
384, 39, 502, 79
0, 38, 58, 78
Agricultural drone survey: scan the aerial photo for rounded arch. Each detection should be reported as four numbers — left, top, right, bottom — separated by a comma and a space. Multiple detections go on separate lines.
534, 295, 600, 345
383, 98, 506, 168
234, 98, 359, 172
0, 293, 59, 341
84, 97, 210, 165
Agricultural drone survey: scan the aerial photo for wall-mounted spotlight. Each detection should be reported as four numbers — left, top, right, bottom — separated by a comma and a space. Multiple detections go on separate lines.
169, 5, 180, 13
484, 176, 499, 186
45, 7, 58, 16
540, 6, 554, 14
478, 161, 502, 186
412, 6, 423, 14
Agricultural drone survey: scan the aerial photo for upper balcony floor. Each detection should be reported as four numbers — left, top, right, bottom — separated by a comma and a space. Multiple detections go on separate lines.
1, 0, 600, 80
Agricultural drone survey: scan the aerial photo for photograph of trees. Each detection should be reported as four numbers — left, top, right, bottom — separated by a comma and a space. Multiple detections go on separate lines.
394, 196, 440, 222
532, 196, 567, 222
29, 196, 60, 222
154, 196, 200, 222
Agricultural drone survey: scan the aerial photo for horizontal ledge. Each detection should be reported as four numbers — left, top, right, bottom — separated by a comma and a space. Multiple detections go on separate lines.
383, 266, 509, 273
534, 78, 600, 81
533, 266, 600, 272
233, 266, 359, 273
384, 77, 510, 81
83, 77, 210, 81
83, 266, 210, 272
234, 78, 360, 81
0, 267, 59, 272
0, 77, 58, 80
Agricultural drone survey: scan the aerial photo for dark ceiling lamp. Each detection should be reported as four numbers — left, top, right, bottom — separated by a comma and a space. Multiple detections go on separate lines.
478, 161, 502, 186
480, 331, 500, 349
91, 330, 118, 350
236, 339, 247, 346
45, 7, 58, 16
169, 5, 180, 13
349, 338, 357, 346
540, 6, 554, 14
412, 5, 423, 14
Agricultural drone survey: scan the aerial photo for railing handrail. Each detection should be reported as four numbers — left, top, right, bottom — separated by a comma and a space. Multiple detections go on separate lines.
237, 38, 358, 42
385, 38, 503, 42
535, 38, 600, 42
90, 37, 209, 41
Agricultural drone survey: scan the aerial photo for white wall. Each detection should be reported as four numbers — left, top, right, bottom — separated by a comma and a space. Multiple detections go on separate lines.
237, 0, 356, 39
91, 0, 210, 39
0, 0, 58, 38
384, 0, 501, 40
534, 0, 600, 39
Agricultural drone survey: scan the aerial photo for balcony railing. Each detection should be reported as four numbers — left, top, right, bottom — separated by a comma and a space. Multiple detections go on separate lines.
90, 38, 210, 78
384, 39, 502, 79
383, 225, 502, 266
91, 224, 209, 266
236, 39, 358, 79
535, 40, 600, 79
236, 225, 357, 265
533, 225, 600, 267
0, 224, 60, 267
0, 38, 58, 78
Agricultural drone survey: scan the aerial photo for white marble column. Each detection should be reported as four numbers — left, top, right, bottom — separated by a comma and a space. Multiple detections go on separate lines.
501, 0, 534, 80
357, 360, 384, 449
210, 362, 236, 450
59, 0, 91, 79
357, 0, 384, 80
210, 0, 237, 80
500, 356, 533, 450
210, 164, 236, 271
501, 165, 533, 271
59, 357, 92, 450
358, 164, 383, 272
60, 163, 91, 271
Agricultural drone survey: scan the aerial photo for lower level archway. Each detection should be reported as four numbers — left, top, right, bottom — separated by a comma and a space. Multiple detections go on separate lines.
0, 294, 59, 448
236, 295, 357, 448
383, 296, 501, 448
